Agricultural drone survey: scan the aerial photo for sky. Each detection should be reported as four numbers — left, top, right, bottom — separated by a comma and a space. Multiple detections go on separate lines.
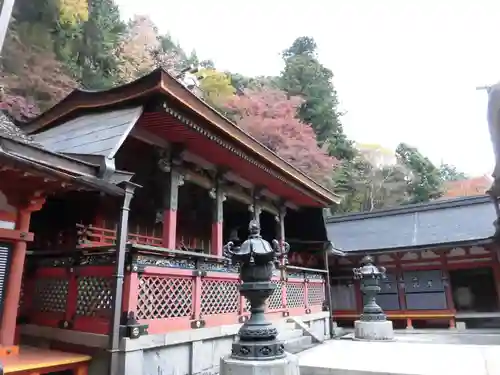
116, 0, 500, 176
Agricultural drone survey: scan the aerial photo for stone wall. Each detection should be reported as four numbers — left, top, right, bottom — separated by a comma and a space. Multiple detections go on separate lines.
19, 312, 331, 375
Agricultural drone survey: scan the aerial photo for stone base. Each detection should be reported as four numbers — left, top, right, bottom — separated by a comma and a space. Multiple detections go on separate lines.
354, 320, 394, 341
231, 340, 285, 361
220, 353, 300, 375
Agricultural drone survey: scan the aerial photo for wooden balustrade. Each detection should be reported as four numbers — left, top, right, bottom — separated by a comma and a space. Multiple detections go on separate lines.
19, 245, 326, 336
76, 224, 209, 252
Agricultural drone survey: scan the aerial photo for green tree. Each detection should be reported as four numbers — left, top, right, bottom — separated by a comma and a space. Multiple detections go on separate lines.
331, 158, 371, 214
279, 36, 355, 160
186, 50, 199, 67
331, 145, 407, 214
159, 33, 187, 60
68, 0, 125, 89
200, 59, 215, 69
396, 143, 443, 203
196, 68, 235, 107
229, 72, 280, 91
439, 163, 468, 181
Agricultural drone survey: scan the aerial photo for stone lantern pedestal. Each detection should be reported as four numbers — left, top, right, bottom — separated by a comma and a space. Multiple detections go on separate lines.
353, 256, 394, 341
220, 354, 300, 375
220, 220, 299, 375
354, 320, 394, 341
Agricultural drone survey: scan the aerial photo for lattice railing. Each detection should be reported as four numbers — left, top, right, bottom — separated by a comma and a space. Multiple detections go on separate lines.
200, 279, 240, 315
137, 275, 194, 319
132, 260, 326, 334
20, 251, 115, 334
21, 247, 326, 335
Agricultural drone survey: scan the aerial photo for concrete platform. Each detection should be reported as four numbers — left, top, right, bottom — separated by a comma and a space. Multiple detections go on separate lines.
298, 339, 500, 375
341, 330, 500, 345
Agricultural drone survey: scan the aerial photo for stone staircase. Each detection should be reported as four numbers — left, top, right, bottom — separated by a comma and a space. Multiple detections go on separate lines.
277, 320, 319, 354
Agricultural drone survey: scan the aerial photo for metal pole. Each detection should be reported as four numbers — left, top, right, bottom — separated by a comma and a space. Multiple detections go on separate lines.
0, 0, 15, 56
108, 182, 137, 375
323, 246, 334, 339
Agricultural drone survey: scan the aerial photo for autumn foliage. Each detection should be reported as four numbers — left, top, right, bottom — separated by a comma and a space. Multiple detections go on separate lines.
225, 89, 337, 185
1, 32, 76, 111
58, 0, 89, 25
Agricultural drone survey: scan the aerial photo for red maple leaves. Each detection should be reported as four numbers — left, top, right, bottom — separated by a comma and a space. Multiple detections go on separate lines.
225, 89, 337, 185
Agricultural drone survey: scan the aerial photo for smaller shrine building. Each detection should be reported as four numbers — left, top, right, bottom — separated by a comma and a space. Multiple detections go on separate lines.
326, 195, 500, 329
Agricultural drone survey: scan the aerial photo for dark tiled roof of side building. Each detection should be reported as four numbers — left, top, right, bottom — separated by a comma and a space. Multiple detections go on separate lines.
325, 195, 497, 253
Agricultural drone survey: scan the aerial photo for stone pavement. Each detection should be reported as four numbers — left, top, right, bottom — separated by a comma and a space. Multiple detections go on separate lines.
297, 332, 500, 375
341, 329, 500, 345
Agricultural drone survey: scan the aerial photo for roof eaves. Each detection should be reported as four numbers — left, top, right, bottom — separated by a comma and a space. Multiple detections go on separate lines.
158, 70, 342, 205
326, 195, 493, 223
20, 68, 341, 205
341, 237, 495, 256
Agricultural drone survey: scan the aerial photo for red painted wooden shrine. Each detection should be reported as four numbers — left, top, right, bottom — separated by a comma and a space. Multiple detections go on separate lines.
326, 197, 500, 329
9, 69, 338, 348
0, 112, 128, 373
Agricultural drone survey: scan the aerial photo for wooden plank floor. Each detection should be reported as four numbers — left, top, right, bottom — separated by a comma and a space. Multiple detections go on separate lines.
1, 346, 91, 374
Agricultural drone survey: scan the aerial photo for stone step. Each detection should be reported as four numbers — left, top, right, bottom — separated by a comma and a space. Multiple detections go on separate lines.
276, 321, 296, 331
293, 342, 316, 353
278, 328, 304, 341
283, 335, 312, 354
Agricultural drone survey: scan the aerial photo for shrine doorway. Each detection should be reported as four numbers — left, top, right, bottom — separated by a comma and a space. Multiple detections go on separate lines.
449, 267, 498, 313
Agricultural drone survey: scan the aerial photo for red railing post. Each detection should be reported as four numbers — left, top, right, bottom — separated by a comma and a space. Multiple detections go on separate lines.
64, 268, 78, 326
239, 294, 246, 316
303, 274, 309, 312
122, 271, 140, 318
192, 274, 202, 320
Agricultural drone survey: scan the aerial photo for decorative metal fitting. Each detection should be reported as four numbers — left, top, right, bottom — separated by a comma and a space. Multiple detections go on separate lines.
223, 220, 290, 361
121, 312, 148, 339
353, 255, 388, 322
191, 319, 206, 329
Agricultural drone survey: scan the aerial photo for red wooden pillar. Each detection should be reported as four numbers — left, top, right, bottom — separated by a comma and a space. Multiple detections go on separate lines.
162, 168, 184, 249
0, 196, 44, 350
122, 272, 140, 318
210, 178, 225, 257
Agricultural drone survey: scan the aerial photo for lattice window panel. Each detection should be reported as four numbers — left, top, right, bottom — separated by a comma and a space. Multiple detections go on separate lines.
245, 296, 251, 312
32, 277, 69, 313
137, 276, 193, 319
307, 283, 325, 306
76, 276, 113, 317
201, 279, 239, 315
285, 282, 305, 308
267, 280, 283, 310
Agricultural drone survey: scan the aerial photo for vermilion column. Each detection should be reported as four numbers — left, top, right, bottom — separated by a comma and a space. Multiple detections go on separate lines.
0, 196, 44, 348
210, 179, 225, 257
162, 168, 184, 249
